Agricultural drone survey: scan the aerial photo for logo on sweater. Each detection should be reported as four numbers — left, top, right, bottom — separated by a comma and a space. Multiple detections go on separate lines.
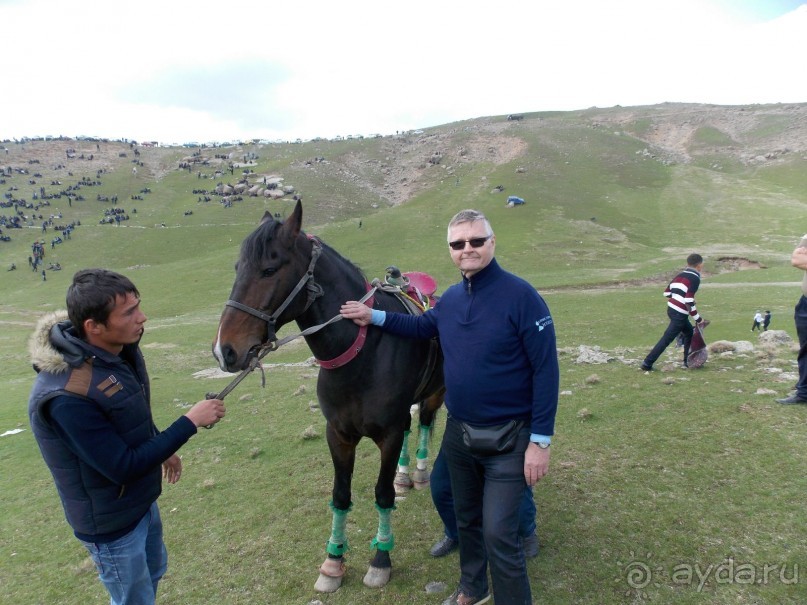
536, 316, 553, 331
97, 374, 123, 397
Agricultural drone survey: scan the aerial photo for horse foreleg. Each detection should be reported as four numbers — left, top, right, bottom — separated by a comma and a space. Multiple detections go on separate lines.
394, 428, 414, 494
363, 503, 394, 588
314, 502, 350, 593
315, 425, 356, 593
363, 431, 404, 588
412, 423, 432, 489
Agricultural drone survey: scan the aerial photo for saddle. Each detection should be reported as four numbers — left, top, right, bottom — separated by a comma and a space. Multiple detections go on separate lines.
374, 266, 438, 314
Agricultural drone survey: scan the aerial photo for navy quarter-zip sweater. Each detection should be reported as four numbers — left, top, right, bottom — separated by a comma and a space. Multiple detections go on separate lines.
378, 258, 559, 437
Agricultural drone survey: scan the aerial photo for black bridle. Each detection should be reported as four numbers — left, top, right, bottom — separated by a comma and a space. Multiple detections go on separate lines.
225, 237, 324, 344
207, 235, 375, 425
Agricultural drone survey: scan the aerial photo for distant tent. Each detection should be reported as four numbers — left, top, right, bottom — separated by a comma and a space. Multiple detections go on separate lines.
506, 195, 525, 207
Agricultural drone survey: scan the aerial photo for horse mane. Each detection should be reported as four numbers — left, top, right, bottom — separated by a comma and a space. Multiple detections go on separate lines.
240, 218, 368, 285
239, 218, 280, 268
317, 238, 368, 285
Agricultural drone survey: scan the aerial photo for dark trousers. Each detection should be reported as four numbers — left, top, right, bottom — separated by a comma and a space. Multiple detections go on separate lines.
795, 297, 807, 399
442, 415, 532, 605
431, 447, 536, 542
644, 307, 693, 368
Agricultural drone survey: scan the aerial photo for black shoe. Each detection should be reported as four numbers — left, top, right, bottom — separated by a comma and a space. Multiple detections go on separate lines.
776, 394, 807, 405
521, 532, 540, 558
640, 363, 653, 372
430, 535, 458, 557
441, 588, 491, 605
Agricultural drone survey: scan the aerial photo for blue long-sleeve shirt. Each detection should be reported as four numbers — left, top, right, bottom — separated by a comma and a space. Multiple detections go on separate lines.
373, 258, 558, 438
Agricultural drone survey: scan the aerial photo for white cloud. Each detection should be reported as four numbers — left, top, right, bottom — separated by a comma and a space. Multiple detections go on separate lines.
2, 0, 805, 144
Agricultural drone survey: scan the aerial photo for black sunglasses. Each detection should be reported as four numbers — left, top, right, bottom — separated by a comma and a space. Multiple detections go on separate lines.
448, 235, 492, 251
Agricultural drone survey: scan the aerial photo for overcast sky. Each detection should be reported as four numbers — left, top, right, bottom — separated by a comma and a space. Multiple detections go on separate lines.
2, 0, 805, 144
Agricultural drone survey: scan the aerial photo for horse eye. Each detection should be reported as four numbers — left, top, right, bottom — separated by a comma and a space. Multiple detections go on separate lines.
261, 267, 276, 278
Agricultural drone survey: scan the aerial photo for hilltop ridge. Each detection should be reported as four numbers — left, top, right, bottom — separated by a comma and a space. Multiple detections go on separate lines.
2, 102, 806, 294
4, 103, 806, 217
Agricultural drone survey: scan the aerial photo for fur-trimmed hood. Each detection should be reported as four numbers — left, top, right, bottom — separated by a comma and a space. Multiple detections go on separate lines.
28, 310, 88, 374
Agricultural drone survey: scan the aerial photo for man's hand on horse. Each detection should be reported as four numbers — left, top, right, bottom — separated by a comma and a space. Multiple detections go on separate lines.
340, 301, 372, 326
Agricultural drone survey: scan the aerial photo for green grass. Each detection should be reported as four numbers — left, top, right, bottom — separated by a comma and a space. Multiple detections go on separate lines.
2, 109, 807, 603
691, 126, 736, 147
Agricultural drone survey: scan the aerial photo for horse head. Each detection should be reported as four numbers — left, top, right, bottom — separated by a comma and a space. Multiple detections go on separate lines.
213, 201, 317, 372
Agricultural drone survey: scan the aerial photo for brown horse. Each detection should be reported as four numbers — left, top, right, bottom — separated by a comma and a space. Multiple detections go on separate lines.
212, 201, 443, 592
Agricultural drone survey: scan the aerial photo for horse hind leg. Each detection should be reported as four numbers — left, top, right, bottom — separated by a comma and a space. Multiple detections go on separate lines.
394, 414, 415, 494
412, 422, 432, 489
412, 391, 443, 489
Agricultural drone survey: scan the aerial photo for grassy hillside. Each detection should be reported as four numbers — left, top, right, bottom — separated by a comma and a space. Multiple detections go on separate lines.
2, 103, 807, 604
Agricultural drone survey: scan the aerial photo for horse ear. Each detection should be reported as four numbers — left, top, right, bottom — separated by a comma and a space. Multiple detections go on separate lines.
259, 210, 273, 225
278, 200, 303, 246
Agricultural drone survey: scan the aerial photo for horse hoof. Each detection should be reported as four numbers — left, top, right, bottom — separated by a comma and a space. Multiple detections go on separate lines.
315, 558, 345, 593
394, 471, 413, 494
315, 573, 343, 593
412, 469, 430, 489
363, 565, 391, 588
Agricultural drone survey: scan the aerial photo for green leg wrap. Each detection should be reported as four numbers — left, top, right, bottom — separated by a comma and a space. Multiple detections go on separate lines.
398, 430, 411, 467
326, 501, 352, 557
371, 503, 396, 552
416, 424, 431, 462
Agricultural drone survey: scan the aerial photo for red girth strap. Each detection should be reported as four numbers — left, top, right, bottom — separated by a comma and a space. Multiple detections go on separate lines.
316, 283, 375, 370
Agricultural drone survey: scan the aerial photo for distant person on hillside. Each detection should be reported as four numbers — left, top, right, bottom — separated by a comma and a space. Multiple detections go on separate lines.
28, 268, 226, 603
763, 310, 772, 331
777, 237, 807, 404
751, 310, 764, 332
641, 254, 707, 371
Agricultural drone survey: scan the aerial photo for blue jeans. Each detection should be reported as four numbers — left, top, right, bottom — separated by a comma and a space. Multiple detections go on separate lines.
431, 446, 536, 541
442, 415, 532, 605
79, 502, 167, 605
643, 307, 693, 368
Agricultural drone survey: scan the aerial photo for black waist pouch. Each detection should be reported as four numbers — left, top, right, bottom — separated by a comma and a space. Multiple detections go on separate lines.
461, 419, 524, 455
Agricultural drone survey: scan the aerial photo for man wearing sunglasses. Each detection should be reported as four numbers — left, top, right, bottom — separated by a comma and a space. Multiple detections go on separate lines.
341, 209, 559, 605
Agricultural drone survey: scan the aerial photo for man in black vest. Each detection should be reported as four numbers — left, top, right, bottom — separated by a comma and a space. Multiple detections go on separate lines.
28, 268, 226, 605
